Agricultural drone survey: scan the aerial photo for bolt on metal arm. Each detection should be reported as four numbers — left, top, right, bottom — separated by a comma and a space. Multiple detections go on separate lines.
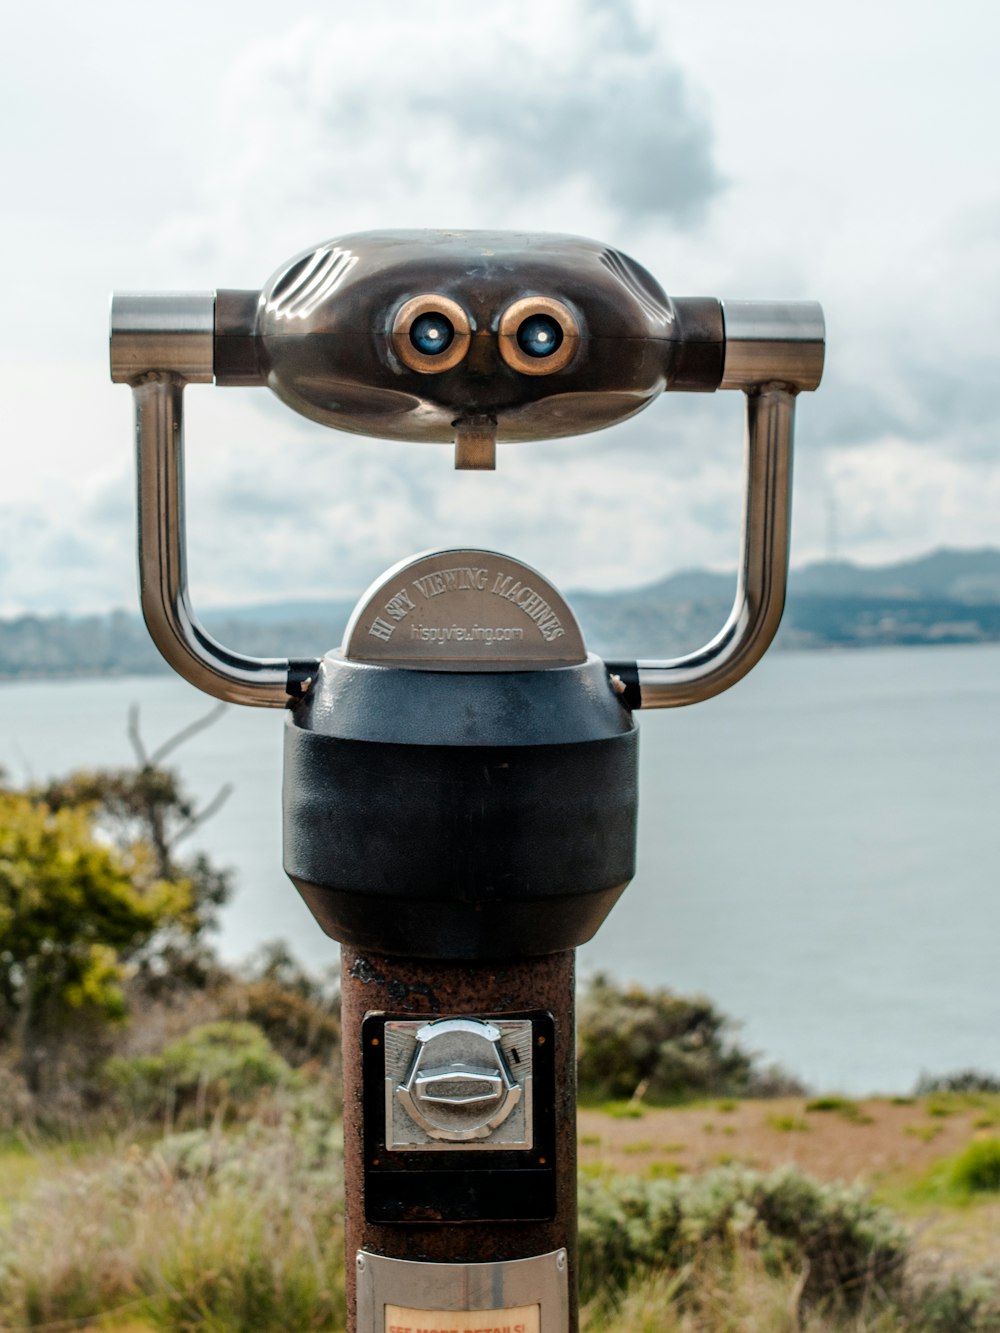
614, 300, 825, 709
112, 293, 317, 707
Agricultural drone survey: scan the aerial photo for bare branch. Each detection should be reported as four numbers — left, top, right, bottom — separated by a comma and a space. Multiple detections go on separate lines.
169, 783, 234, 851
150, 702, 229, 767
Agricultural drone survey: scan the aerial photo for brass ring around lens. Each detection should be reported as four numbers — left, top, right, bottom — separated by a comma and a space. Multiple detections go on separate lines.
498, 296, 579, 376
391, 294, 471, 374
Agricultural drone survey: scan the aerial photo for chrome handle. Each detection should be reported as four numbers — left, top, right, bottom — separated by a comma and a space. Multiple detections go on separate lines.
612, 300, 824, 709
112, 293, 318, 707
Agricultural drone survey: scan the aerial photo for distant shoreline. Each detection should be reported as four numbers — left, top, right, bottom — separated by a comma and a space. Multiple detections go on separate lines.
2, 636, 999, 687
5, 547, 1000, 679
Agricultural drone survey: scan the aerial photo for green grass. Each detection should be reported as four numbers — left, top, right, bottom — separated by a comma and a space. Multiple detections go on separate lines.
7, 1097, 1000, 1332
645, 1160, 686, 1180
0, 1115, 347, 1331
600, 1100, 645, 1119
880, 1136, 1000, 1214
805, 1096, 874, 1124
767, 1114, 810, 1133
905, 1123, 943, 1143
0, 1131, 111, 1223
0, 1137, 39, 1222
579, 1160, 616, 1180
926, 1100, 956, 1117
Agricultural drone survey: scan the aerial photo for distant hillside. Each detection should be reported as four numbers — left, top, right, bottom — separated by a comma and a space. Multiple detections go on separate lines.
3, 548, 1000, 680
790, 548, 1000, 601
572, 547, 1000, 657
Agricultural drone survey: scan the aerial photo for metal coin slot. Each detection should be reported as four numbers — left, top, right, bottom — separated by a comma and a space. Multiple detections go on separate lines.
385, 1017, 534, 1150
397, 1019, 520, 1141
415, 1068, 505, 1105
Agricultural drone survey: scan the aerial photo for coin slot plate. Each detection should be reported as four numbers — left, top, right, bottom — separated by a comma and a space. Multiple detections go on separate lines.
362, 1011, 556, 1224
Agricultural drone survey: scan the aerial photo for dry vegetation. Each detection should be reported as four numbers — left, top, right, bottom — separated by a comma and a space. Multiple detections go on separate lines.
2, 739, 998, 1330
1, 1090, 999, 1331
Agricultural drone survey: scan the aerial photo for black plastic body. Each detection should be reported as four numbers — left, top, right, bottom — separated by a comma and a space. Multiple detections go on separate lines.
282, 653, 638, 960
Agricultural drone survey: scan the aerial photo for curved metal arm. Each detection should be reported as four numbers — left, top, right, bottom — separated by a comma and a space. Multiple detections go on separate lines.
113, 292, 317, 707
619, 385, 795, 708
611, 299, 824, 709
133, 374, 318, 707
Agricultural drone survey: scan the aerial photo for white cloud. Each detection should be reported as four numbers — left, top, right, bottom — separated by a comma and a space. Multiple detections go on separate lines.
1, 0, 999, 617
821, 438, 1000, 566
152, 1, 719, 284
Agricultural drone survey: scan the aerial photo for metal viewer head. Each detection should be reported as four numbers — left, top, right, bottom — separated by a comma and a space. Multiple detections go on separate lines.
109, 228, 825, 710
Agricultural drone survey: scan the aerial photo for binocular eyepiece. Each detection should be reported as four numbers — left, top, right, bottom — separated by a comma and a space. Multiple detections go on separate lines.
113, 229, 823, 468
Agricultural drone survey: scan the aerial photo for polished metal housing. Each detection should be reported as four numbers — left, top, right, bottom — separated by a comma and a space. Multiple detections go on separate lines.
254, 231, 683, 446
721, 298, 824, 391
110, 292, 214, 385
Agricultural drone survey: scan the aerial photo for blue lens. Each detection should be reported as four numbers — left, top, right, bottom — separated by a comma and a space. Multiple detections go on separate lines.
516, 314, 563, 358
410, 312, 454, 356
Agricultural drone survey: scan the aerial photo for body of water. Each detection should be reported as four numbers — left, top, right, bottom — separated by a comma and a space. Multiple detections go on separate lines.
1, 645, 998, 1094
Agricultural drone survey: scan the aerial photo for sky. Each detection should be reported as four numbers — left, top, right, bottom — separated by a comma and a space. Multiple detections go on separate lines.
1, 0, 998, 616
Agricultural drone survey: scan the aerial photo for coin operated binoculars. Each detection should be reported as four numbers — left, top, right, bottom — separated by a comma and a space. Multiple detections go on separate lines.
111, 232, 823, 1333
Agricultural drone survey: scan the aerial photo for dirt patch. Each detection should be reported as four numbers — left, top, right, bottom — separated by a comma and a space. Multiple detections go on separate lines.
578, 1096, 993, 1182
579, 1095, 1000, 1275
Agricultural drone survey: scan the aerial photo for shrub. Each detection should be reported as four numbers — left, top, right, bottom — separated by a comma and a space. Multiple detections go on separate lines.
0, 1055, 33, 1131
576, 974, 757, 1103
902, 1275, 1000, 1333
805, 1096, 873, 1125
581, 1260, 1000, 1333
577, 1164, 909, 1313
915, 1070, 1000, 1095
745, 1061, 808, 1098
806, 1096, 851, 1112
0, 789, 193, 1094
0, 1112, 345, 1330
105, 1020, 296, 1122
950, 1137, 1000, 1194
221, 942, 341, 1071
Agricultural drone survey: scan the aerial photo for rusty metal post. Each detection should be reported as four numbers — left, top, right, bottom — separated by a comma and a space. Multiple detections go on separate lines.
341, 948, 578, 1331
